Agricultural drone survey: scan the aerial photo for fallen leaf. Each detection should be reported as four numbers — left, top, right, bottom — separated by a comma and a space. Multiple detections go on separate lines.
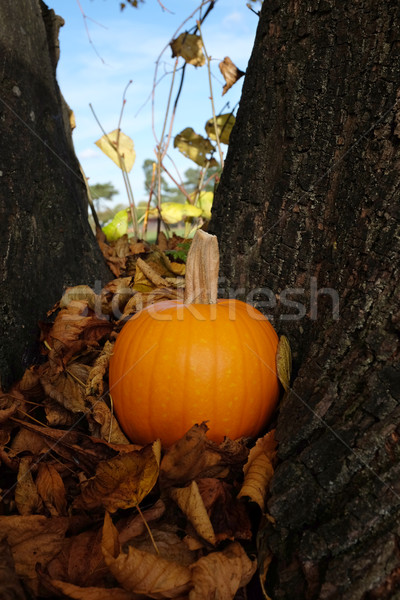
87, 399, 130, 445
60, 286, 97, 311
276, 335, 292, 392
170, 33, 205, 67
160, 424, 248, 489
36, 463, 67, 516
118, 499, 166, 545
196, 478, 252, 541
40, 361, 90, 414
74, 441, 161, 512
0, 515, 69, 594
41, 575, 139, 600
0, 536, 27, 600
46, 527, 107, 588
205, 114, 236, 145
15, 457, 43, 516
174, 128, 218, 167
43, 399, 77, 427
102, 512, 192, 598
170, 481, 216, 545
95, 130, 136, 172
218, 57, 245, 95
189, 542, 257, 600
238, 430, 277, 511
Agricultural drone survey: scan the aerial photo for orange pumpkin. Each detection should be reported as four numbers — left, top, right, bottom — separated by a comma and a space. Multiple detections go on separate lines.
109, 231, 280, 447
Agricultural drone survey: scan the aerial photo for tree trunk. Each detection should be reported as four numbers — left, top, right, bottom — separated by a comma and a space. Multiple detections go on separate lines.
0, 1, 111, 389
210, 1, 400, 598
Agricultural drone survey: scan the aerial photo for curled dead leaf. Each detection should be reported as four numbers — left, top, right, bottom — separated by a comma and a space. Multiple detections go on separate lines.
238, 430, 277, 511
170, 481, 216, 545
219, 56, 245, 95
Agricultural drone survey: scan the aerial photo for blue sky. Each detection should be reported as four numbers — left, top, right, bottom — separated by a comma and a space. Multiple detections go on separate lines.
47, 0, 259, 207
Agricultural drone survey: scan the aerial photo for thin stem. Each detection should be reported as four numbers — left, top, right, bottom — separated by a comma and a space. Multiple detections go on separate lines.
136, 504, 160, 555
197, 21, 224, 168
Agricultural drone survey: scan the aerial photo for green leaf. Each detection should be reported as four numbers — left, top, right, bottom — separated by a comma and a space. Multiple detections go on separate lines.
102, 208, 129, 242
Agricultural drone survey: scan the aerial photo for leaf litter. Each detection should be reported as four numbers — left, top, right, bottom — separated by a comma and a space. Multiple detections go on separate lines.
0, 234, 283, 599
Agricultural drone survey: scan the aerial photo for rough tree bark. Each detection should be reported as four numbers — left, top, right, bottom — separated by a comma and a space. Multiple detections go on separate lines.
0, 1, 111, 389
210, 1, 400, 598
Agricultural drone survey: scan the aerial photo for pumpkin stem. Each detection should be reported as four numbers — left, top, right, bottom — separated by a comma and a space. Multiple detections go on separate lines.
184, 230, 219, 304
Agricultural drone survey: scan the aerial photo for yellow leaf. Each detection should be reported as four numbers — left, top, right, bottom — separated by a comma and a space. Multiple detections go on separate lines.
102, 209, 129, 242
170, 480, 216, 545
170, 32, 205, 67
73, 441, 161, 512
276, 335, 292, 392
95, 129, 136, 172
191, 191, 213, 220
205, 114, 236, 145
102, 512, 192, 598
174, 127, 218, 167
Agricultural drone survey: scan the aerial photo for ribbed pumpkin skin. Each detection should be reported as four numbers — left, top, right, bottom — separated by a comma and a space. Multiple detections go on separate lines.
109, 299, 279, 446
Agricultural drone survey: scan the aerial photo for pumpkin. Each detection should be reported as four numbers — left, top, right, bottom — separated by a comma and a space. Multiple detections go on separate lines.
109, 231, 280, 447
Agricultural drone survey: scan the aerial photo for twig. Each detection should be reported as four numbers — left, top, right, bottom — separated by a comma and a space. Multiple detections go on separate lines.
136, 504, 160, 555
76, 0, 106, 64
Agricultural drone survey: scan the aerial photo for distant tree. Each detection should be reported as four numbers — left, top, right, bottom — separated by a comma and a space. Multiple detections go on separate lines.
89, 182, 119, 210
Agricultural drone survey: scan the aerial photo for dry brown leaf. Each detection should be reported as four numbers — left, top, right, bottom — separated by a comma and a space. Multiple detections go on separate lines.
40, 362, 90, 414
189, 542, 256, 600
46, 527, 107, 588
196, 478, 252, 541
0, 388, 27, 421
160, 424, 248, 489
0, 515, 69, 595
36, 463, 67, 516
170, 481, 216, 545
102, 512, 192, 599
136, 257, 169, 287
43, 399, 77, 427
238, 430, 277, 511
45, 300, 112, 363
170, 33, 205, 67
60, 285, 97, 311
18, 367, 44, 399
218, 56, 245, 95
11, 428, 49, 456
131, 526, 198, 568
15, 457, 43, 516
86, 341, 114, 397
0, 536, 27, 600
74, 441, 161, 512
87, 399, 130, 445
41, 576, 139, 600
11, 419, 117, 475
122, 287, 183, 319
118, 498, 166, 545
